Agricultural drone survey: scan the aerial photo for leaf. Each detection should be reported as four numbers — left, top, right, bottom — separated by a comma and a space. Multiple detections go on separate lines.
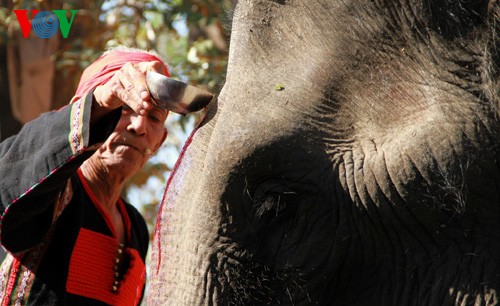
275, 84, 285, 91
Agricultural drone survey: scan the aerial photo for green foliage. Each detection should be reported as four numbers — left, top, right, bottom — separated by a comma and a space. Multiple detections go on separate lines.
1, 0, 231, 238
98, 0, 231, 226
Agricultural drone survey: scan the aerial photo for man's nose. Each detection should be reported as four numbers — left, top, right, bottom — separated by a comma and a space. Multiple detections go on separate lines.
128, 113, 147, 135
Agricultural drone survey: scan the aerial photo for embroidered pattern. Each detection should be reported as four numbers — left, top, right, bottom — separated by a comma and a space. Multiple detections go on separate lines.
0, 240, 47, 306
1, 182, 74, 305
69, 96, 85, 154
0, 255, 14, 302
5, 98, 87, 207
13, 237, 48, 306
66, 229, 146, 305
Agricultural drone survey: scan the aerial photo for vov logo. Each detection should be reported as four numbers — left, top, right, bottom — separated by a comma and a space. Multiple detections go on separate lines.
13, 10, 78, 39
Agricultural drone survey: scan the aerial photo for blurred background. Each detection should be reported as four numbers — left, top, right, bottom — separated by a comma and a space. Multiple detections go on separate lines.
0, 0, 231, 241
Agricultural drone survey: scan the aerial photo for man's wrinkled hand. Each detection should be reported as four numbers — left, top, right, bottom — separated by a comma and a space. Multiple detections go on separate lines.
93, 61, 166, 117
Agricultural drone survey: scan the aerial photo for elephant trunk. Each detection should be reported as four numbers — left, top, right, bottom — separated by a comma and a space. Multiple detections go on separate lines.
147, 115, 222, 305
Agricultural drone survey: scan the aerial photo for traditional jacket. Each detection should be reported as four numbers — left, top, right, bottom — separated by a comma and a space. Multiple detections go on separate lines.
0, 93, 149, 305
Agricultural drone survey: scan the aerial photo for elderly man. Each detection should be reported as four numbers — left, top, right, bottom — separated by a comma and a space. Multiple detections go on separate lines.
0, 49, 170, 305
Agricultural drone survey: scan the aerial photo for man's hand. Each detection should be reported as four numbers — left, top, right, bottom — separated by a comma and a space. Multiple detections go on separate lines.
92, 61, 166, 121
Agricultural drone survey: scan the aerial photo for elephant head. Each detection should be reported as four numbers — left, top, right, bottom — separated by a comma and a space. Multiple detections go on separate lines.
148, 0, 499, 304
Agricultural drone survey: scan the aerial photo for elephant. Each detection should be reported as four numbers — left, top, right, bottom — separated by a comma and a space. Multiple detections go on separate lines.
148, 0, 499, 305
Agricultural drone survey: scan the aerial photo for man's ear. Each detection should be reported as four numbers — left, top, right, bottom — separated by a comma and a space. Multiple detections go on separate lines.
153, 128, 168, 153
161, 128, 168, 144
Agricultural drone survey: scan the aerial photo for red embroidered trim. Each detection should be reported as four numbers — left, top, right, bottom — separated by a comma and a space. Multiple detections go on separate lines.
66, 229, 117, 303
118, 248, 146, 305
1, 256, 21, 306
0, 222, 59, 305
0, 180, 72, 305
66, 229, 145, 305
0, 255, 14, 302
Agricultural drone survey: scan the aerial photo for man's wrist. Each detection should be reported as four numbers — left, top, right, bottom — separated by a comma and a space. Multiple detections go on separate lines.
91, 88, 116, 125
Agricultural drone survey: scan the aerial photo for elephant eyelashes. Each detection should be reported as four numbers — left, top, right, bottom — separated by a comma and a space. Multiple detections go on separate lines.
252, 180, 297, 224
254, 196, 287, 219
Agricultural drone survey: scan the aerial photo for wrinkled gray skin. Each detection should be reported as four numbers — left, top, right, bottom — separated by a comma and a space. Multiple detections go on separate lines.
148, 0, 499, 305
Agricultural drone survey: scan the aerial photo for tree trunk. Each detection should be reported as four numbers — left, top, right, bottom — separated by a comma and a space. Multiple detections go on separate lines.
0, 44, 21, 141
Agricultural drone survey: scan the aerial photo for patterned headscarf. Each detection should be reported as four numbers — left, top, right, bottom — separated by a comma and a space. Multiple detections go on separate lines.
70, 50, 169, 103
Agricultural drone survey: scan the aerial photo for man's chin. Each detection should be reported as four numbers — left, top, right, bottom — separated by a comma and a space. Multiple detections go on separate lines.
104, 148, 146, 167
113, 144, 146, 157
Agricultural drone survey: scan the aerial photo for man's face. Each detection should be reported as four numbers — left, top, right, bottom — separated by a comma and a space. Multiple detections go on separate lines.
98, 104, 168, 174
97, 61, 169, 175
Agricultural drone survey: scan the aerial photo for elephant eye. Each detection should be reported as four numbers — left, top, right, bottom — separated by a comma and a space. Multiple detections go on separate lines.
252, 180, 297, 223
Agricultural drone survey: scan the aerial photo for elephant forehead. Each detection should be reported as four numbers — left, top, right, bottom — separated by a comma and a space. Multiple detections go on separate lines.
224, 1, 494, 148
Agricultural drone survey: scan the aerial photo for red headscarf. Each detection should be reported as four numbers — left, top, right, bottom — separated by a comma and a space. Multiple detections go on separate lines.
70, 50, 169, 103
